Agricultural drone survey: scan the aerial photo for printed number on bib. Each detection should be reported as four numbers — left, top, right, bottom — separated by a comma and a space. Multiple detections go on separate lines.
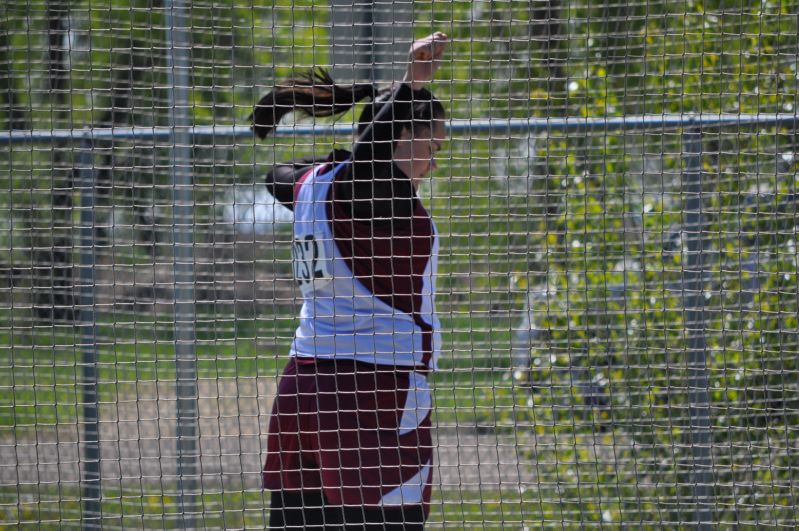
292, 234, 331, 295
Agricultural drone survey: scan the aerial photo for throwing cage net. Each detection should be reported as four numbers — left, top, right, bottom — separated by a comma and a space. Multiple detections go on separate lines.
1, 0, 798, 528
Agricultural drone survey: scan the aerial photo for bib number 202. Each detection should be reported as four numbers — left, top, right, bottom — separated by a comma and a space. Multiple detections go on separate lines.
292, 234, 330, 293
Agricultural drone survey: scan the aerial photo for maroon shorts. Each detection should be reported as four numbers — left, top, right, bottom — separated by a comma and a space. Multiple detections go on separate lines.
263, 357, 434, 510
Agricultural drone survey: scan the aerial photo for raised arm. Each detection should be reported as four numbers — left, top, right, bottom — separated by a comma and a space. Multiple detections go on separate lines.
343, 32, 449, 220
347, 83, 416, 219
251, 33, 447, 218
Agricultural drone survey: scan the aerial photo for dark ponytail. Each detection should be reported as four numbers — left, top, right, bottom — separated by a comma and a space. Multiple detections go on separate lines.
356, 86, 445, 137
250, 68, 378, 139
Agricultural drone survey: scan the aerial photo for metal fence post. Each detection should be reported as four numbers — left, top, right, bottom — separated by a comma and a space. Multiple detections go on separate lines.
165, 1, 198, 527
330, 0, 412, 83
370, 0, 413, 83
77, 139, 101, 529
330, 0, 373, 82
681, 128, 714, 529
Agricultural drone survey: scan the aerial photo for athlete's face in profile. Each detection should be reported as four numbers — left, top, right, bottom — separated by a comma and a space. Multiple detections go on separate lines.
394, 120, 447, 188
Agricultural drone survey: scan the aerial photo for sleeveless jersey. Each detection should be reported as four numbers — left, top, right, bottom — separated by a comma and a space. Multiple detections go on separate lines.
289, 161, 441, 369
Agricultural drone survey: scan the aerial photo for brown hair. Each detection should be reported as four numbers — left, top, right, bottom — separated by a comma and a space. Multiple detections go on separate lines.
250, 68, 446, 140
249, 68, 377, 139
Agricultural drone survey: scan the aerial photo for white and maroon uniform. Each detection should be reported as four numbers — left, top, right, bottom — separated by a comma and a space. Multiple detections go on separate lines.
263, 85, 441, 511
289, 160, 441, 369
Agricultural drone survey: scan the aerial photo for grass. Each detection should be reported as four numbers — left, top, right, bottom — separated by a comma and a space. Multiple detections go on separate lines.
0, 310, 517, 433
0, 309, 299, 434
0, 310, 536, 527
0, 311, 529, 527
0, 485, 540, 530
2, 481, 720, 529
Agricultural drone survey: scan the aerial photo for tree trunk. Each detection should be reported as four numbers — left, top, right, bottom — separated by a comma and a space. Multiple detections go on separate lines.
530, 0, 565, 82
33, 0, 73, 321
0, 22, 28, 130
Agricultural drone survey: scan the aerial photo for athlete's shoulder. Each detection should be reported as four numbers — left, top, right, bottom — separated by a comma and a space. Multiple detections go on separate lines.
329, 148, 352, 163
305, 148, 353, 182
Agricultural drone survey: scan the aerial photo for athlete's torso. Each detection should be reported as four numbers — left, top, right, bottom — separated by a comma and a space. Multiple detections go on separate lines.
289, 161, 441, 369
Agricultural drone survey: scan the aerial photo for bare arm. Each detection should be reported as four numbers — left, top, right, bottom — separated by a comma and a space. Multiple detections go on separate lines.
345, 82, 417, 220
342, 32, 449, 220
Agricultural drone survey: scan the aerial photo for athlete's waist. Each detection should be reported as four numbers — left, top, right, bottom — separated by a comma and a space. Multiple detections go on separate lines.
292, 354, 430, 374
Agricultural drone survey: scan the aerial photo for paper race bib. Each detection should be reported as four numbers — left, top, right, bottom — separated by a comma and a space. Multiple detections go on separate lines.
292, 234, 332, 295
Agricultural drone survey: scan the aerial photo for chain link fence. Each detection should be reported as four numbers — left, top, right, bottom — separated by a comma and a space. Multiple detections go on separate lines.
1, 0, 798, 528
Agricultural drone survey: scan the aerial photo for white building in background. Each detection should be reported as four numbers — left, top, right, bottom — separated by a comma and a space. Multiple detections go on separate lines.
221, 185, 293, 236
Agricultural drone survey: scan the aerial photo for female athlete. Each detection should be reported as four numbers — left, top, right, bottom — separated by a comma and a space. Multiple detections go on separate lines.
252, 32, 448, 529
